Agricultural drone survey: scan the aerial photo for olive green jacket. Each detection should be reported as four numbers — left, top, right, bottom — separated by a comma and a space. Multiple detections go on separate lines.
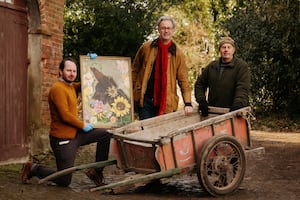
194, 57, 250, 109
132, 38, 191, 113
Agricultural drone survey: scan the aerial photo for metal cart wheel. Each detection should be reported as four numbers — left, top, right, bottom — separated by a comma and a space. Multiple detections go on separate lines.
197, 134, 246, 196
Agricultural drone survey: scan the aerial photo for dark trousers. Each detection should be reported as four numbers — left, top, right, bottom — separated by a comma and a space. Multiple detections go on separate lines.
33, 128, 111, 186
138, 95, 159, 120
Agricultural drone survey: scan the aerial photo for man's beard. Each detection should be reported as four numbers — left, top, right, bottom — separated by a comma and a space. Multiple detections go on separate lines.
62, 76, 73, 84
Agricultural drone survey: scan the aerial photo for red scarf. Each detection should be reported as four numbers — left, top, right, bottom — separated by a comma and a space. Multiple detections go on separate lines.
153, 39, 172, 115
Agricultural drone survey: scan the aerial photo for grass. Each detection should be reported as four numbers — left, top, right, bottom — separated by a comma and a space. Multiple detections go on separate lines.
251, 112, 300, 132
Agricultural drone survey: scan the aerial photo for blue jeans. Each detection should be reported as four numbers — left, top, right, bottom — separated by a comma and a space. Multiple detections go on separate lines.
138, 95, 159, 120
32, 128, 111, 186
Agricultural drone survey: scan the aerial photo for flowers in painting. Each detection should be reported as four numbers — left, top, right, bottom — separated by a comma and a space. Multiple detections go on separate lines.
106, 86, 118, 98
84, 72, 95, 86
117, 60, 130, 89
84, 86, 94, 97
90, 116, 98, 124
93, 100, 105, 113
110, 116, 117, 123
83, 58, 133, 126
88, 99, 105, 113
111, 96, 131, 117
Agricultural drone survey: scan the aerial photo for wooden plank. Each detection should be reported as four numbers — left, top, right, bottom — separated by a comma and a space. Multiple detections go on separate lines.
245, 147, 265, 159
165, 107, 252, 138
208, 106, 230, 114
110, 107, 248, 138
110, 107, 252, 144
110, 112, 202, 144
38, 159, 117, 184
90, 168, 182, 192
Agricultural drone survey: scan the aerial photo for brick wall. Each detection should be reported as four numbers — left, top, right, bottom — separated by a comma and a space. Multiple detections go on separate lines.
38, 0, 65, 126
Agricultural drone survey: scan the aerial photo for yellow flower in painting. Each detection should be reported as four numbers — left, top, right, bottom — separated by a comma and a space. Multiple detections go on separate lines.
106, 86, 118, 98
111, 96, 131, 117
84, 86, 94, 97
96, 112, 107, 120
84, 72, 94, 86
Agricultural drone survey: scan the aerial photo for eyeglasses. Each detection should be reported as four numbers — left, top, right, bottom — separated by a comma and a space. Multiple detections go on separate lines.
159, 26, 174, 31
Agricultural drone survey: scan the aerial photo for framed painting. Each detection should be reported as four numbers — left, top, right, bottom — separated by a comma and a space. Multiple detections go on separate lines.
80, 55, 133, 128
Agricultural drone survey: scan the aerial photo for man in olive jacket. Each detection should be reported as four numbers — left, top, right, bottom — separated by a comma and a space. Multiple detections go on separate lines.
194, 37, 250, 116
132, 16, 193, 119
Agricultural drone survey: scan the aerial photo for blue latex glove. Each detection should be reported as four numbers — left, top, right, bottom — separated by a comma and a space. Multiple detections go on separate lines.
83, 124, 93, 132
87, 53, 97, 59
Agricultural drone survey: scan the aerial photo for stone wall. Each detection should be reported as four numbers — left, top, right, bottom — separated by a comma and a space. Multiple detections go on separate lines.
28, 0, 65, 154
39, 0, 64, 125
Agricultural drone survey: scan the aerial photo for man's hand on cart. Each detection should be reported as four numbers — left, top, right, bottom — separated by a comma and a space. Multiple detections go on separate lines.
184, 105, 194, 116
199, 100, 208, 116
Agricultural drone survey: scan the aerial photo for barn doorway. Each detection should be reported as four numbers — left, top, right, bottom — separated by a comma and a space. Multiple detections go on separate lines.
0, 0, 29, 164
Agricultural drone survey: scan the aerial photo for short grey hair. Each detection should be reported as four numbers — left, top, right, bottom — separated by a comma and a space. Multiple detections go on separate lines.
157, 16, 176, 29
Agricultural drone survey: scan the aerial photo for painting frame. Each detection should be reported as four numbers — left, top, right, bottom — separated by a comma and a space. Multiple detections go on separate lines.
80, 55, 133, 128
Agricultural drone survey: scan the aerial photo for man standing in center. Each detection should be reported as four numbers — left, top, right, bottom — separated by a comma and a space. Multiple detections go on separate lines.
132, 16, 193, 120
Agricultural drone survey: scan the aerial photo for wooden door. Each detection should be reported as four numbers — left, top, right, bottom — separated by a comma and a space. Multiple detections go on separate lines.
0, 1, 29, 164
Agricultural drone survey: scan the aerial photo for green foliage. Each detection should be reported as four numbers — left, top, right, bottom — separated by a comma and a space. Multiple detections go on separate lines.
164, 0, 214, 85
63, 0, 300, 118
64, 0, 176, 60
64, 0, 214, 87
251, 112, 300, 132
219, 0, 300, 116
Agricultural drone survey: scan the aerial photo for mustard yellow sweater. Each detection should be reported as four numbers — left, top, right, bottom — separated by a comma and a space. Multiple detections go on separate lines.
48, 80, 84, 139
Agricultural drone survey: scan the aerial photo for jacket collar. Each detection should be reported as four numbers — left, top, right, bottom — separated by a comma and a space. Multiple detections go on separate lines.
151, 38, 176, 56
219, 57, 235, 68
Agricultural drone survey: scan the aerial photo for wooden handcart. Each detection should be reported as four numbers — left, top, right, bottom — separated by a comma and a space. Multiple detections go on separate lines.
39, 106, 257, 196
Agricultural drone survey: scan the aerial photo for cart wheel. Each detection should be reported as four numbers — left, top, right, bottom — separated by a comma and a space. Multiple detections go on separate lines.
197, 134, 246, 196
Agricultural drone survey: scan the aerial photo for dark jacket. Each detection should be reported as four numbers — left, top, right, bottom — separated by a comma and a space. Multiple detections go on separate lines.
132, 38, 191, 113
194, 57, 250, 109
